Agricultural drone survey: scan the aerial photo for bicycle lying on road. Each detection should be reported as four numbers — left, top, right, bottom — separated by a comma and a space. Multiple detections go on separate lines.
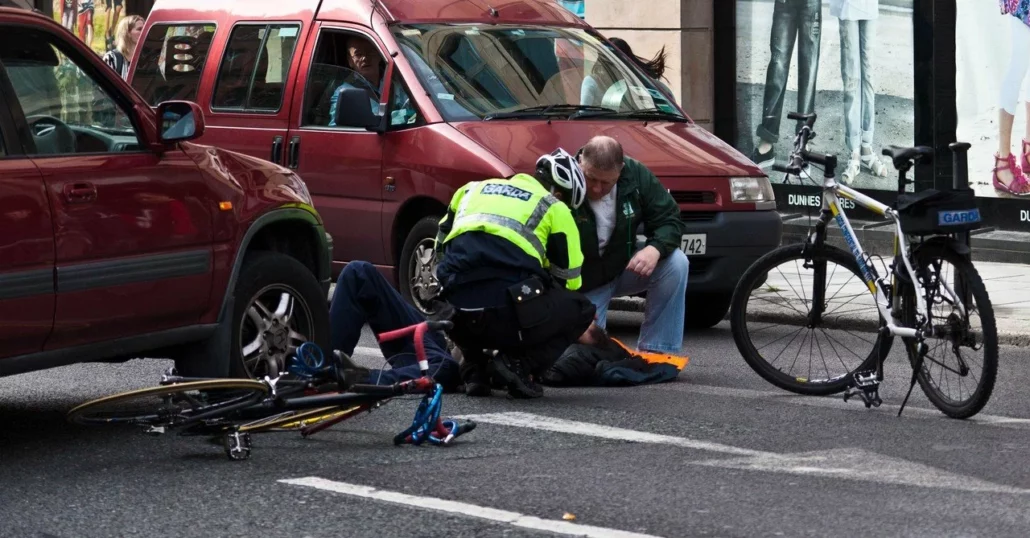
67, 320, 475, 460
730, 112, 997, 419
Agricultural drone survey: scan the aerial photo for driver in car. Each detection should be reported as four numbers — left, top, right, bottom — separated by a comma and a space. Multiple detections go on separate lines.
327, 36, 385, 127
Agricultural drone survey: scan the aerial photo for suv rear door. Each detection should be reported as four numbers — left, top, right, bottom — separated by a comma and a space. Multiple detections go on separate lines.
0, 69, 55, 358
198, 22, 305, 167
0, 23, 216, 348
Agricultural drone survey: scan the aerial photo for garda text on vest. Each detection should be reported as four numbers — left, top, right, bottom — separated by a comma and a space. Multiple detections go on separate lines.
482, 183, 533, 202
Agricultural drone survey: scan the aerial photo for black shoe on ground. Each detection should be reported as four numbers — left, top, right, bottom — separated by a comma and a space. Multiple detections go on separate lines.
461, 356, 494, 397
491, 353, 543, 399
752, 145, 775, 169
332, 350, 371, 384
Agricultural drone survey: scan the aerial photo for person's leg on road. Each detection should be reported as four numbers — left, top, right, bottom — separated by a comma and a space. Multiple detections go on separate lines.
328, 261, 458, 389
583, 279, 619, 330
606, 249, 689, 354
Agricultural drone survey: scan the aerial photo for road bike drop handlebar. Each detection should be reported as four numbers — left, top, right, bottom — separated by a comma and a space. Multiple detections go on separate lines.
375, 320, 454, 377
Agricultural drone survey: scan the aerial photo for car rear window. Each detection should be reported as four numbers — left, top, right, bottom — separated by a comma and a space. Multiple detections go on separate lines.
131, 23, 217, 105
211, 23, 300, 113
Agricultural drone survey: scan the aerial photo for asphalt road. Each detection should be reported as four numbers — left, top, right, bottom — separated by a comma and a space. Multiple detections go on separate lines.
3, 311, 1030, 538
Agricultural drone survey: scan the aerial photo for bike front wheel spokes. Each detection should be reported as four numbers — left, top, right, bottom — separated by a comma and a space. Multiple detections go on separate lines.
730, 243, 892, 396
67, 380, 270, 429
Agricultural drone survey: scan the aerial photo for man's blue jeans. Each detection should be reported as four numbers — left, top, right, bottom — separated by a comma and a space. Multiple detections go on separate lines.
583, 249, 689, 354
329, 261, 460, 390
838, 18, 876, 155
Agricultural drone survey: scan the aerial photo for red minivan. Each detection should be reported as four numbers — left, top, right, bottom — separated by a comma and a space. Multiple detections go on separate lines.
131, 0, 781, 329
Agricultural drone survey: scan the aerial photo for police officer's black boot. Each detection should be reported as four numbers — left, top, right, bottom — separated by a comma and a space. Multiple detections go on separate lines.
491, 352, 543, 399
458, 349, 493, 397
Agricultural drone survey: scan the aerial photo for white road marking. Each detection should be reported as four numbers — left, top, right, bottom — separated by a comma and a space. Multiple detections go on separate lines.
456, 412, 1030, 495
346, 347, 1030, 428
279, 477, 664, 538
458, 412, 770, 457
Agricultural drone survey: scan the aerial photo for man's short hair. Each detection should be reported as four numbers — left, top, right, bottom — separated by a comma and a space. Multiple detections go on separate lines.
580, 136, 624, 172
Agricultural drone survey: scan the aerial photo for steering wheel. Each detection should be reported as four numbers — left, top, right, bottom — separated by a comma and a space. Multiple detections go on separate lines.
26, 115, 76, 155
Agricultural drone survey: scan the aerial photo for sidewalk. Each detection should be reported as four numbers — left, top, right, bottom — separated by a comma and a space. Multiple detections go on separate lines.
613, 259, 1030, 346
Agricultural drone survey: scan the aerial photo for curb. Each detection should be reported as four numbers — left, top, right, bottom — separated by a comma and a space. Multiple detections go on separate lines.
610, 296, 1030, 347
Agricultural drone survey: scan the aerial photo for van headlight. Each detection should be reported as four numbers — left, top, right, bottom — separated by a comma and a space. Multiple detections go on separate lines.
729, 176, 775, 203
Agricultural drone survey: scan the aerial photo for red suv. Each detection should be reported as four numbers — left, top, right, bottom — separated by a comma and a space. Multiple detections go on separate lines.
0, 8, 332, 380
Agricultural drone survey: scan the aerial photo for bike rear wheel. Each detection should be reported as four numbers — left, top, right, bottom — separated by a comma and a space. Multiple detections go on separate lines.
902, 243, 998, 419
67, 380, 269, 428
730, 243, 893, 395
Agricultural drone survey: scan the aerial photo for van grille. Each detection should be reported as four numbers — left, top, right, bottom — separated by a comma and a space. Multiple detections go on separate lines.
680, 211, 717, 222
671, 191, 716, 204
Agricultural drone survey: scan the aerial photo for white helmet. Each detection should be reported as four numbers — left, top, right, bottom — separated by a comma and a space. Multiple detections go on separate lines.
535, 148, 586, 209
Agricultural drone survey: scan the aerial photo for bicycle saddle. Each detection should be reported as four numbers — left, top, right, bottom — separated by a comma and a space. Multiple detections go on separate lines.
882, 145, 934, 170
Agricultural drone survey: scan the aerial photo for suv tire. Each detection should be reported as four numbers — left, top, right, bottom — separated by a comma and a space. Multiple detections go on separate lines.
228, 252, 331, 379
398, 216, 443, 316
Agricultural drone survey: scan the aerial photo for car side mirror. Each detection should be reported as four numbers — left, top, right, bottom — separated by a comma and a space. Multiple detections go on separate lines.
157, 100, 205, 143
332, 87, 382, 132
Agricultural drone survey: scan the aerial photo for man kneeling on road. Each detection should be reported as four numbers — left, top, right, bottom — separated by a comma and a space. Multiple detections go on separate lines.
327, 261, 462, 391
434, 149, 599, 399
572, 136, 689, 356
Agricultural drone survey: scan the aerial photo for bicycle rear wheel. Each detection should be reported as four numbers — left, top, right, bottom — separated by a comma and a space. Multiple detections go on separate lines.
902, 243, 998, 419
67, 380, 269, 428
730, 243, 893, 395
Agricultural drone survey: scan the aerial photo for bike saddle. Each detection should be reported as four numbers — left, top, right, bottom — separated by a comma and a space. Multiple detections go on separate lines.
883, 145, 934, 170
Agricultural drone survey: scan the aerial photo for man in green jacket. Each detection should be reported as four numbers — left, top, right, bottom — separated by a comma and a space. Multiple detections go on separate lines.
573, 136, 688, 354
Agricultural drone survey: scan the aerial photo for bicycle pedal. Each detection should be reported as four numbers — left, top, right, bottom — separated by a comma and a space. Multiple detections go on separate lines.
223, 431, 252, 461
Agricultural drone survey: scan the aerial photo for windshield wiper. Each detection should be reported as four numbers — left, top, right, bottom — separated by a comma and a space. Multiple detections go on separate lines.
484, 104, 616, 121
573, 107, 688, 122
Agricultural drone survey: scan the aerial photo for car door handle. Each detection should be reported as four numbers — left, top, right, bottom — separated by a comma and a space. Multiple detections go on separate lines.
271, 135, 284, 165
287, 136, 301, 170
63, 182, 97, 203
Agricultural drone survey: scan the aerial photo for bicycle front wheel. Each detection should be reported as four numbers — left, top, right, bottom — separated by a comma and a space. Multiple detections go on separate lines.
67, 380, 269, 428
902, 243, 998, 419
730, 243, 893, 395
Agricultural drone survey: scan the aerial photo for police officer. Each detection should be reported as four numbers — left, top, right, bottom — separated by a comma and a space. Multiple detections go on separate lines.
434, 149, 598, 399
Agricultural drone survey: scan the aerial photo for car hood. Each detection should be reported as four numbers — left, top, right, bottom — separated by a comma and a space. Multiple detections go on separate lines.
451, 120, 763, 178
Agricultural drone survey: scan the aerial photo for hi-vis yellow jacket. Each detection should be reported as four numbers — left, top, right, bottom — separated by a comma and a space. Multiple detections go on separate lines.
435, 174, 584, 290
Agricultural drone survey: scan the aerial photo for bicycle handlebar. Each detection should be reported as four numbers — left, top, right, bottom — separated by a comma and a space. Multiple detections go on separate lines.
376, 320, 453, 377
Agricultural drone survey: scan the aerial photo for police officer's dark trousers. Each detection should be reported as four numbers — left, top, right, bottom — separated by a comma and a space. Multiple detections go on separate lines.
444, 277, 596, 382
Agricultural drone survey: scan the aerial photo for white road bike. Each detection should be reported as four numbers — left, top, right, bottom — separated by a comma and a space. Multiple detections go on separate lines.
729, 112, 997, 419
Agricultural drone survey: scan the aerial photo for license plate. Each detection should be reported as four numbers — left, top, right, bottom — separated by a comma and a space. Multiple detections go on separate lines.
681, 234, 707, 256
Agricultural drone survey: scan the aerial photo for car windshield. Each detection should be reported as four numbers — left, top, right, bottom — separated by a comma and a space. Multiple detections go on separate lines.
391, 24, 684, 122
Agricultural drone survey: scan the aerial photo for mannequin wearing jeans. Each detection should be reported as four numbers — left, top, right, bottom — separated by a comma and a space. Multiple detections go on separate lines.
831, 0, 889, 185
754, 0, 822, 169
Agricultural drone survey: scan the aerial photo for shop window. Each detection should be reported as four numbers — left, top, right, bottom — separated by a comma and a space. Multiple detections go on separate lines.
131, 23, 217, 105
212, 23, 299, 112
